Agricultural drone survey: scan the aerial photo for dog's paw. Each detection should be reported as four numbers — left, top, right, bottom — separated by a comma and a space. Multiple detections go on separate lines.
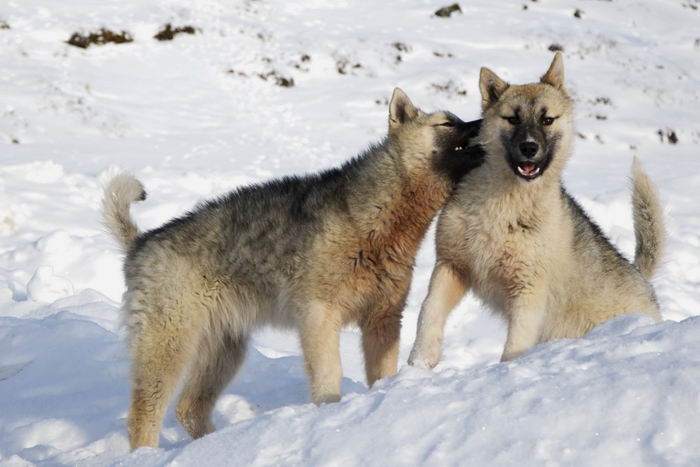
500, 348, 527, 362
311, 391, 341, 405
408, 344, 441, 369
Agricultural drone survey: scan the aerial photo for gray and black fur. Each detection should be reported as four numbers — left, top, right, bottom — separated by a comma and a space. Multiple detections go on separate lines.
103, 88, 484, 449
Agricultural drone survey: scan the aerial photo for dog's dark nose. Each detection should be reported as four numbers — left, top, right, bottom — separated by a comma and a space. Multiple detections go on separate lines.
519, 141, 539, 159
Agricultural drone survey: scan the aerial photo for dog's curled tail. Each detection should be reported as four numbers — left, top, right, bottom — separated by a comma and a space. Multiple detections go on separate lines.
103, 174, 146, 251
631, 158, 665, 280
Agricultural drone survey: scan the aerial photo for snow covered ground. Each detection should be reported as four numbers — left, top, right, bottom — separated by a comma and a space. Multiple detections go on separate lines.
0, 0, 699, 465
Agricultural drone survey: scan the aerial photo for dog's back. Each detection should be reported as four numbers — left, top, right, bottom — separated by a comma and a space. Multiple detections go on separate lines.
104, 88, 485, 449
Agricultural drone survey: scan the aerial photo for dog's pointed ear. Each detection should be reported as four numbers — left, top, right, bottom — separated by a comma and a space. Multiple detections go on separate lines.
389, 87, 418, 128
540, 52, 565, 90
479, 67, 509, 110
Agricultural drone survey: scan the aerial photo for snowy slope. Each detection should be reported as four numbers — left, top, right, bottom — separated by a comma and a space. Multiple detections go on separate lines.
0, 0, 699, 465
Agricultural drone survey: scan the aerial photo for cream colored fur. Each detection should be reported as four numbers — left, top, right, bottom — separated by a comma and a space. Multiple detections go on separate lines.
409, 53, 665, 368
102, 174, 145, 250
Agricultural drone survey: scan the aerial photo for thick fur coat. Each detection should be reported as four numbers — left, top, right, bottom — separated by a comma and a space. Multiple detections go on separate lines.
409, 53, 665, 367
103, 88, 484, 449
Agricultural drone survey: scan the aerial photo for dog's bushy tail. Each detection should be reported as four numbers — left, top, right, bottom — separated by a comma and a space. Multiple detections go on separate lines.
631, 158, 665, 280
102, 174, 146, 251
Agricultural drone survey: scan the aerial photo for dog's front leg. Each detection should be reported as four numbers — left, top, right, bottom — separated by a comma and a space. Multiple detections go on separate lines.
408, 262, 469, 368
500, 292, 547, 362
299, 301, 343, 404
360, 302, 403, 387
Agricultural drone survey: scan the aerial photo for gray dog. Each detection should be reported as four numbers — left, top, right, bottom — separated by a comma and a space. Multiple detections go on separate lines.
103, 88, 484, 449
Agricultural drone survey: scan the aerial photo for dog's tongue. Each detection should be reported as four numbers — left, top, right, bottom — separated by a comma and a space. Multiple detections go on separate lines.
520, 162, 537, 175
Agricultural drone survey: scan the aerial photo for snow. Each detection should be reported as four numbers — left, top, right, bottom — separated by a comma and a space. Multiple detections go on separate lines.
116, 314, 700, 467
0, 0, 699, 465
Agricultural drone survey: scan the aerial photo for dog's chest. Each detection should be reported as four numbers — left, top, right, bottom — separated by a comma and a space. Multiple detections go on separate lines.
349, 239, 416, 288
339, 194, 437, 293
453, 194, 547, 297
312, 229, 418, 315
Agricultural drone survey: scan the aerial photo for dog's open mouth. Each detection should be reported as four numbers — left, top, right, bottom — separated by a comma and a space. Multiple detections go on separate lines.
517, 161, 541, 179
451, 142, 478, 158
454, 143, 485, 163
510, 158, 547, 181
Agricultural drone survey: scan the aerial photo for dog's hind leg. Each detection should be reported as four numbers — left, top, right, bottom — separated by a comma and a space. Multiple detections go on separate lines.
500, 292, 547, 362
127, 301, 204, 449
408, 262, 469, 368
176, 331, 248, 439
299, 300, 342, 404
360, 301, 403, 387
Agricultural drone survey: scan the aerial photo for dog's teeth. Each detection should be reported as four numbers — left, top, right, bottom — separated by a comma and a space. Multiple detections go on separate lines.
517, 165, 540, 177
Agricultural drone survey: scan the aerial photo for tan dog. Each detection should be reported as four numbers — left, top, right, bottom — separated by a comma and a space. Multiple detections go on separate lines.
409, 53, 665, 368
103, 88, 484, 449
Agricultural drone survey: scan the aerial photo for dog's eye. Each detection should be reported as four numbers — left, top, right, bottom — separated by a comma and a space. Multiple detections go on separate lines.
505, 116, 521, 125
438, 121, 455, 127
541, 117, 555, 126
